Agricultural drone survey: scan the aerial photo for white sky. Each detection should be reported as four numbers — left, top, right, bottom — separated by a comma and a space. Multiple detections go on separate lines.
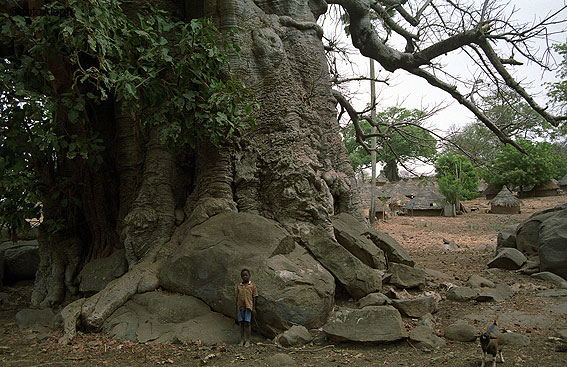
321, 0, 567, 175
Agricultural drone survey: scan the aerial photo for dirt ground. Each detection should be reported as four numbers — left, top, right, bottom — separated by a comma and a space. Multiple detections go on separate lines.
1, 196, 567, 366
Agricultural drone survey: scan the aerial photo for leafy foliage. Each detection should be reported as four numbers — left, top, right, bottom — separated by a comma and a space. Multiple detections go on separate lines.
342, 107, 437, 177
0, 0, 256, 233
435, 153, 478, 205
482, 140, 565, 189
548, 42, 567, 113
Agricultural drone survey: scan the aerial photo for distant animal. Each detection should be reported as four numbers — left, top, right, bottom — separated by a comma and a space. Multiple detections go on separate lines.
480, 316, 504, 367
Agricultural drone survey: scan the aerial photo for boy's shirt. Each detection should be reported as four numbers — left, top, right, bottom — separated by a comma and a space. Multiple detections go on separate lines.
236, 281, 258, 310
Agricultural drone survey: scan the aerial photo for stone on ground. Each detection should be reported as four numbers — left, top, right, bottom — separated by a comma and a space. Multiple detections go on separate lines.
159, 212, 335, 333
3, 244, 39, 281
496, 223, 519, 251
391, 295, 438, 318
78, 250, 128, 293
15, 308, 56, 329
409, 325, 446, 349
466, 275, 495, 288
363, 229, 414, 267
444, 322, 478, 342
388, 263, 426, 289
538, 211, 567, 279
499, 332, 530, 346
332, 213, 387, 269
447, 287, 479, 302
531, 272, 567, 289
302, 226, 382, 299
475, 284, 514, 302
266, 353, 296, 366
357, 292, 390, 308
322, 306, 407, 342
487, 248, 527, 270
276, 325, 313, 347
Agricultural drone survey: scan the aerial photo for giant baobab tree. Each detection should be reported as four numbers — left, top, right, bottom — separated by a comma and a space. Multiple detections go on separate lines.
1, 0, 565, 343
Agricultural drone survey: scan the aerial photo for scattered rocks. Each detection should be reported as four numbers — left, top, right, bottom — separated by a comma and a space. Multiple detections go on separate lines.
466, 275, 495, 288
409, 325, 446, 349
391, 295, 438, 318
276, 325, 312, 347
323, 306, 407, 342
499, 332, 530, 346
78, 250, 128, 293
363, 229, 415, 267
388, 263, 426, 289
444, 322, 478, 342
446, 287, 479, 302
475, 284, 514, 302
357, 292, 390, 308
531, 272, 567, 289
487, 248, 527, 270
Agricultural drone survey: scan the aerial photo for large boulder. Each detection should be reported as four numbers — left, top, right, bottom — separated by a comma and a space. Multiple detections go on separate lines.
276, 325, 313, 347
3, 242, 39, 280
363, 229, 414, 267
78, 250, 128, 293
538, 211, 567, 280
103, 291, 239, 344
302, 226, 382, 299
159, 212, 335, 334
496, 223, 519, 251
388, 263, 426, 289
331, 213, 386, 269
516, 205, 566, 256
322, 306, 407, 342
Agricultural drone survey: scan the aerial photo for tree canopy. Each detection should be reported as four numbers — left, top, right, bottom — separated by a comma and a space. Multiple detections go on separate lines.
435, 153, 478, 205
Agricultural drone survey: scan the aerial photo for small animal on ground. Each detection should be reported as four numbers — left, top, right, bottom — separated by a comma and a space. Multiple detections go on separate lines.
480, 316, 504, 367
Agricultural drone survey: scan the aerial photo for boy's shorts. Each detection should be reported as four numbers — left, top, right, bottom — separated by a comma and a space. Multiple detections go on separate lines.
237, 308, 252, 323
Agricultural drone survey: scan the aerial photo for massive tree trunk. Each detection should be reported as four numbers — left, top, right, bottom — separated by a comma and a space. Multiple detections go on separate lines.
53, 0, 364, 341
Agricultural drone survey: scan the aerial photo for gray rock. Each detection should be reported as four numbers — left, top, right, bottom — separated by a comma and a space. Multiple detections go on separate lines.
357, 292, 390, 308
302, 226, 382, 299
467, 275, 495, 288
78, 250, 128, 293
536, 289, 567, 298
475, 284, 514, 302
497, 224, 519, 251
423, 268, 453, 281
409, 325, 446, 349
531, 272, 567, 289
323, 306, 407, 342
4, 245, 39, 280
266, 353, 296, 366
447, 287, 479, 302
556, 329, 567, 341
487, 248, 527, 270
444, 322, 478, 342
104, 291, 239, 344
160, 212, 335, 333
388, 263, 426, 289
364, 229, 414, 267
15, 308, 56, 329
332, 213, 386, 269
538, 212, 567, 279
392, 296, 438, 318
499, 332, 530, 346
277, 325, 313, 347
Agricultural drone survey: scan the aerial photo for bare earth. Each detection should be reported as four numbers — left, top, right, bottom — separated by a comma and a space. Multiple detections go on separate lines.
1, 196, 567, 366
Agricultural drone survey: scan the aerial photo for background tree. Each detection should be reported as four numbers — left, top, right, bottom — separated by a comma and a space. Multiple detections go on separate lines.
482, 139, 565, 190
435, 153, 478, 211
342, 107, 437, 180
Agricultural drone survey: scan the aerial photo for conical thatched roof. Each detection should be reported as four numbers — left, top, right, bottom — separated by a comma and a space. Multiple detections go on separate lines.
490, 187, 522, 207
534, 180, 560, 191
358, 183, 386, 208
559, 174, 567, 188
380, 182, 395, 197
376, 172, 389, 185
405, 188, 445, 210
387, 191, 410, 207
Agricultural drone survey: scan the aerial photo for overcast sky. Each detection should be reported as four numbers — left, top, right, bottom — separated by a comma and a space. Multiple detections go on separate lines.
321, 0, 567, 176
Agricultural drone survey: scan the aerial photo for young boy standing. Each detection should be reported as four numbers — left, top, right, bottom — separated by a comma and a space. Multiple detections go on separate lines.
236, 268, 258, 347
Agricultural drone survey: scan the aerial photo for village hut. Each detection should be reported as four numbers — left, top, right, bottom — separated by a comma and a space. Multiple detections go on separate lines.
490, 187, 522, 214
519, 181, 560, 198
559, 174, 567, 191
404, 188, 445, 216
478, 179, 488, 195
387, 191, 410, 216
401, 179, 420, 198
358, 183, 388, 219
380, 181, 395, 198
376, 172, 389, 186
484, 184, 502, 200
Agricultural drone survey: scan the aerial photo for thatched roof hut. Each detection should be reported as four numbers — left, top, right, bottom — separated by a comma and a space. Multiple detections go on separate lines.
387, 191, 410, 215
376, 173, 389, 186
404, 188, 445, 216
519, 180, 560, 198
490, 187, 522, 214
559, 174, 567, 190
484, 184, 502, 200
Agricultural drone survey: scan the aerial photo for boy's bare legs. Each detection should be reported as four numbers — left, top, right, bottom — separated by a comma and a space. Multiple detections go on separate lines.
239, 322, 245, 346
244, 323, 251, 347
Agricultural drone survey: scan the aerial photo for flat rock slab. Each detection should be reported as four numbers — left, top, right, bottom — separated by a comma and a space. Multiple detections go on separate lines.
392, 296, 438, 318
303, 226, 382, 299
409, 325, 446, 349
357, 292, 390, 308
499, 332, 530, 346
364, 229, 414, 267
444, 322, 478, 342
536, 289, 567, 298
467, 275, 495, 288
388, 263, 426, 289
475, 284, 514, 302
488, 248, 527, 270
15, 308, 56, 329
531, 272, 567, 289
323, 306, 407, 342
447, 287, 479, 302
